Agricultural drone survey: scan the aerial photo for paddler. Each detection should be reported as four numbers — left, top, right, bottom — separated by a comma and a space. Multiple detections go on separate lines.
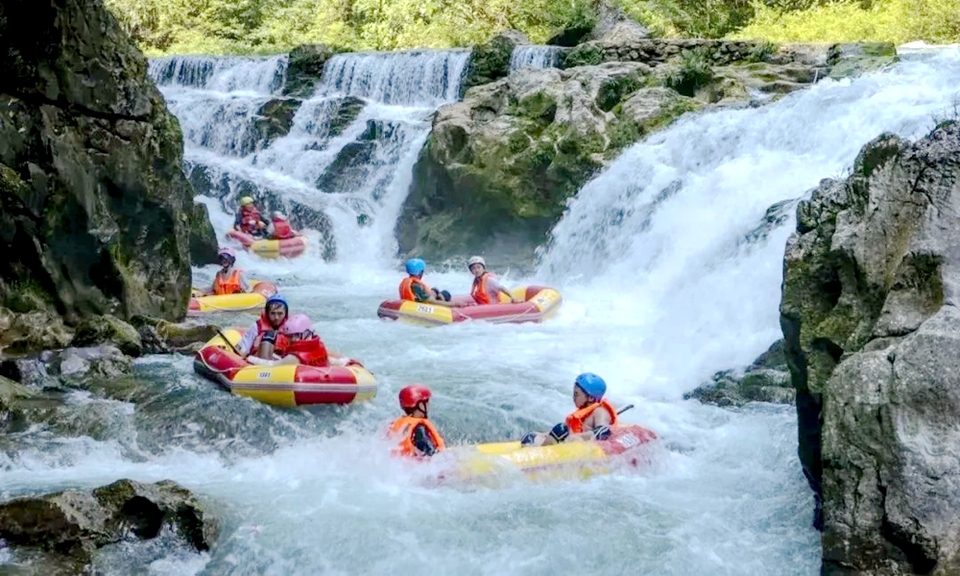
520, 373, 618, 447
387, 385, 446, 458
467, 256, 519, 305
398, 258, 451, 304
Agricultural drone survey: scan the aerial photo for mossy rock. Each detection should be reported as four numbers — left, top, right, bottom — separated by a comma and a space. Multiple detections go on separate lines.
71, 314, 143, 357
826, 42, 898, 80
564, 43, 604, 68
284, 44, 339, 98
462, 32, 525, 93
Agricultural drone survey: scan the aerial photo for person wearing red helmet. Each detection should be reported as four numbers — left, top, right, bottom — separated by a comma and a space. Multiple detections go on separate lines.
201, 247, 252, 296
387, 385, 446, 458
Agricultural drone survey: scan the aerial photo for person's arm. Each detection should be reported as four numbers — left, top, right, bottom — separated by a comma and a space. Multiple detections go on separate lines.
238, 272, 252, 293
571, 409, 614, 442
487, 277, 518, 303
412, 424, 438, 457
235, 324, 259, 357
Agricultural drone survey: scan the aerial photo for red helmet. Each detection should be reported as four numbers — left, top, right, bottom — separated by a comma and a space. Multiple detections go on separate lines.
398, 385, 431, 409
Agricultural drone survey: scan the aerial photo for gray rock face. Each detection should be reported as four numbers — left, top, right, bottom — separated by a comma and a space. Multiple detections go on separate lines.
0, 479, 218, 566
0, 0, 217, 337
780, 122, 960, 573
686, 340, 794, 407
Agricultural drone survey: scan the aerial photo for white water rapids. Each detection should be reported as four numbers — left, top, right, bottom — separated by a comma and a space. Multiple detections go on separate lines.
3, 46, 960, 575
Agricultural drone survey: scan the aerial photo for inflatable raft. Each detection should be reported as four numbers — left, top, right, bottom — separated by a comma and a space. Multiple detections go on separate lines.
193, 329, 376, 407
188, 281, 278, 316
438, 424, 658, 485
377, 286, 562, 326
227, 229, 308, 259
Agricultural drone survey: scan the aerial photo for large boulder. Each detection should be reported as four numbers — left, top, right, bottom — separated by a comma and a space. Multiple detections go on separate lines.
780, 122, 960, 573
398, 63, 699, 264
0, 307, 74, 354
71, 314, 143, 357
0, 479, 218, 566
283, 44, 339, 98
0, 0, 208, 339
461, 30, 528, 93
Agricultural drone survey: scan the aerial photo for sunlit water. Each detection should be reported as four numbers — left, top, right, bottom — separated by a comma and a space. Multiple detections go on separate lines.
4, 47, 960, 574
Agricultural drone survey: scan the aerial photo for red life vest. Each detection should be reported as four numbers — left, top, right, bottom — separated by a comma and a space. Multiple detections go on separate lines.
565, 399, 618, 434
286, 337, 329, 367
212, 269, 243, 295
239, 205, 264, 235
399, 277, 431, 301
252, 314, 290, 355
271, 217, 294, 240
388, 416, 446, 458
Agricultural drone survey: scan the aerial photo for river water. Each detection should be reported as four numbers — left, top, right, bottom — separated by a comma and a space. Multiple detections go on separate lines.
3, 46, 960, 575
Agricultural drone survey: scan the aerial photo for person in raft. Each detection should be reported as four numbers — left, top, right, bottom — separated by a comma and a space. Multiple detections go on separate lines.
281, 313, 349, 367
267, 211, 302, 240
387, 384, 446, 458
233, 196, 270, 238
399, 258, 451, 303
198, 247, 252, 296
520, 373, 617, 447
235, 295, 295, 365
467, 256, 519, 305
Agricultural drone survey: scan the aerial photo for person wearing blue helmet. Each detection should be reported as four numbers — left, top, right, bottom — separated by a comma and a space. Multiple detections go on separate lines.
398, 258, 450, 303
520, 373, 619, 447
236, 294, 296, 362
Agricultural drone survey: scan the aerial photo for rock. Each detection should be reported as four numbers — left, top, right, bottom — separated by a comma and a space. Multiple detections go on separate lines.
0, 479, 218, 566
587, 1, 650, 44
71, 314, 143, 357
462, 31, 526, 93
398, 62, 698, 264
780, 122, 960, 572
685, 340, 794, 407
325, 96, 365, 137
44, 346, 133, 386
0, 0, 203, 338
826, 42, 898, 80
186, 201, 219, 266
0, 307, 74, 354
316, 120, 399, 194
0, 375, 35, 419
155, 320, 221, 349
251, 97, 303, 149
283, 44, 338, 98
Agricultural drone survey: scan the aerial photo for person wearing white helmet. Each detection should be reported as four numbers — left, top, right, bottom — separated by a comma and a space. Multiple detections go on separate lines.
267, 211, 302, 240
467, 256, 519, 305
233, 196, 269, 238
199, 247, 252, 295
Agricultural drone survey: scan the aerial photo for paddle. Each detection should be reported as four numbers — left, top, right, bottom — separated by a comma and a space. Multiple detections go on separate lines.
617, 404, 635, 415
216, 327, 242, 356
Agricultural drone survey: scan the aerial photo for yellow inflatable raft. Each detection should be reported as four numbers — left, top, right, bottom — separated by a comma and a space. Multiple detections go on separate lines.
188, 281, 277, 316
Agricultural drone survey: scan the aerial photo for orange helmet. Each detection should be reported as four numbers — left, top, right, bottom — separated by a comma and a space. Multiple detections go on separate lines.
399, 385, 431, 409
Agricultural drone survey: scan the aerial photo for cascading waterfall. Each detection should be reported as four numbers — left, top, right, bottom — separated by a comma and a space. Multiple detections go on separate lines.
5, 46, 960, 575
150, 49, 470, 265
509, 45, 564, 70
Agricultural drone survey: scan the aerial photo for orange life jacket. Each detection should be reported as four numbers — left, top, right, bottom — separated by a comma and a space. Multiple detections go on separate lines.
565, 399, 618, 434
271, 217, 294, 240
252, 314, 290, 355
212, 269, 243, 295
399, 276, 431, 301
286, 336, 329, 367
239, 205, 264, 234
471, 272, 498, 305
388, 416, 446, 458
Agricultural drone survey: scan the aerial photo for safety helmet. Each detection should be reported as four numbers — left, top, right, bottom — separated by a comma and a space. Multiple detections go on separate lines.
405, 258, 426, 276
217, 247, 236, 261
282, 314, 313, 334
467, 256, 486, 269
272, 211, 287, 220
399, 384, 431, 409
240, 196, 254, 206
265, 294, 288, 313
574, 373, 606, 400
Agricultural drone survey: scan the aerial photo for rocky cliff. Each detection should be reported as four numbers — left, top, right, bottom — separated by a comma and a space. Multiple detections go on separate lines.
780, 121, 960, 574
0, 0, 217, 346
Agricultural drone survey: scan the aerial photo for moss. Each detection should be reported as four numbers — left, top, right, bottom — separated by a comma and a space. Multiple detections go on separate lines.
664, 48, 714, 97
563, 43, 604, 68
597, 75, 643, 112
514, 92, 558, 122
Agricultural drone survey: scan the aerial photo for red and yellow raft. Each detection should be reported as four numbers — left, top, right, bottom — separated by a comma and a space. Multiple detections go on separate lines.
437, 424, 658, 485
187, 281, 277, 316
193, 329, 376, 407
377, 286, 562, 326
227, 229, 308, 259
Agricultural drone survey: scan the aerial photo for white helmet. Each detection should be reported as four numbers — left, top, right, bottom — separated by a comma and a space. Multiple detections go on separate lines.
272, 211, 287, 220
467, 256, 486, 268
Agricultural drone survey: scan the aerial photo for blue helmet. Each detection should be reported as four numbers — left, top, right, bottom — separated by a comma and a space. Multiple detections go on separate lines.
405, 258, 426, 276
575, 373, 606, 400
265, 294, 288, 312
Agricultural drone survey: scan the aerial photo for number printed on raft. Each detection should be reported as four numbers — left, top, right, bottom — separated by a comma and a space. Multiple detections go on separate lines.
416, 304, 434, 314
258, 371, 270, 379
618, 434, 639, 448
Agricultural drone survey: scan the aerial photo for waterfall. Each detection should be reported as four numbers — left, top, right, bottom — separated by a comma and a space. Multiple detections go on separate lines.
153, 50, 470, 265
509, 45, 564, 70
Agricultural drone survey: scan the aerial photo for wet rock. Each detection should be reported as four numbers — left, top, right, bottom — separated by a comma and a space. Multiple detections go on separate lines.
462, 31, 527, 92
71, 314, 143, 357
685, 340, 794, 407
185, 202, 219, 266
780, 122, 960, 572
0, 479, 218, 566
44, 346, 133, 386
0, 307, 74, 354
283, 44, 339, 98
326, 96, 365, 137
826, 42, 898, 80
131, 316, 221, 354
251, 97, 303, 149
316, 120, 400, 195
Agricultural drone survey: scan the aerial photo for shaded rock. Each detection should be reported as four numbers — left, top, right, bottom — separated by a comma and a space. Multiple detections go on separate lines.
316, 120, 399, 194
780, 122, 960, 572
0, 0, 200, 335
462, 31, 526, 93
0, 375, 35, 419
0, 307, 74, 354
71, 314, 143, 357
251, 97, 303, 149
185, 201, 219, 266
826, 42, 898, 80
685, 340, 793, 407
44, 346, 133, 386
0, 479, 218, 566
130, 316, 221, 354
325, 96, 365, 137
587, 1, 649, 44
283, 44, 338, 98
